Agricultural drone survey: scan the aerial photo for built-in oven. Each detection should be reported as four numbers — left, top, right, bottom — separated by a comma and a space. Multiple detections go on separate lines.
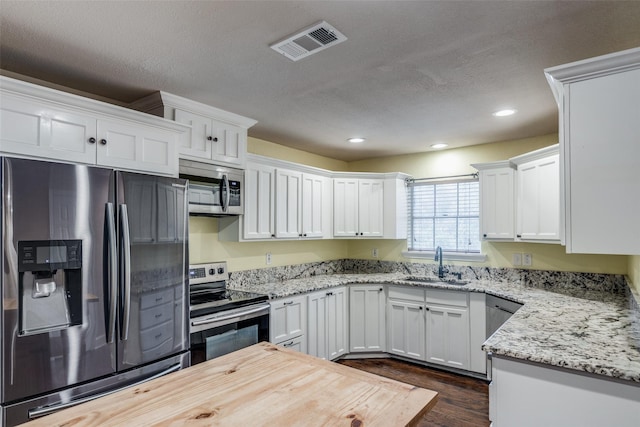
188, 262, 269, 366
179, 159, 244, 216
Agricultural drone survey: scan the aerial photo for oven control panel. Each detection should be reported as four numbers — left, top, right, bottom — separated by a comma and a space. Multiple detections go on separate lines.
188, 262, 228, 285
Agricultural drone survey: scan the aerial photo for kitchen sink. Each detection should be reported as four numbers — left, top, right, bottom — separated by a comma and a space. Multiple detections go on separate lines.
404, 276, 469, 286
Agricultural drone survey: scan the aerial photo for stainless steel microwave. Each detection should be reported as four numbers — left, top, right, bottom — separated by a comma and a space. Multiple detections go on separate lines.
179, 159, 244, 216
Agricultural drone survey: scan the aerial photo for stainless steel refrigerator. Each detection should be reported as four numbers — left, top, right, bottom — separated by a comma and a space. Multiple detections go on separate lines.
1, 157, 190, 426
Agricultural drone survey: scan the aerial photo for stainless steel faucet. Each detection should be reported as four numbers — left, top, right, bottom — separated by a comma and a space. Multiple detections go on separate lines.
434, 246, 445, 278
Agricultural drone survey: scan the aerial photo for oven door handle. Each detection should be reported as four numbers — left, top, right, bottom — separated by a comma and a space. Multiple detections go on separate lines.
191, 304, 269, 326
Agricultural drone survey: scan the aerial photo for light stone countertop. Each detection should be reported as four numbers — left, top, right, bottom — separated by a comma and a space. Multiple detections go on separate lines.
232, 272, 640, 384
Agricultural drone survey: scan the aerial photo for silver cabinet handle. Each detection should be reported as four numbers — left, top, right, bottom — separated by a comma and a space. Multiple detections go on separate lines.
120, 204, 131, 341
222, 174, 230, 213
191, 304, 269, 326
105, 203, 117, 343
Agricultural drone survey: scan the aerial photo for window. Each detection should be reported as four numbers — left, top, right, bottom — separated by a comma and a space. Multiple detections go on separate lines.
407, 178, 481, 254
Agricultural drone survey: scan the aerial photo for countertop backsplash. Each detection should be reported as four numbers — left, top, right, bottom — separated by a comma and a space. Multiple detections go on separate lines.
228, 259, 630, 298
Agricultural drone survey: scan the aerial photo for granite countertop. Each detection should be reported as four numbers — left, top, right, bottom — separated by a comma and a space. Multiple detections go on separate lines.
231, 272, 640, 384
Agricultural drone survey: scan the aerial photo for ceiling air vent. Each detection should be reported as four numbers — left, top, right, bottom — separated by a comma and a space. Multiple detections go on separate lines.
270, 21, 347, 62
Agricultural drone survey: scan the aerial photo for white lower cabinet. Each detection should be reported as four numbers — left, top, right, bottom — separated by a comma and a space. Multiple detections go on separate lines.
387, 299, 426, 359
387, 286, 472, 371
349, 285, 386, 353
307, 287, 347, 360
270, 295, 306, 353
490, 356, 640, 427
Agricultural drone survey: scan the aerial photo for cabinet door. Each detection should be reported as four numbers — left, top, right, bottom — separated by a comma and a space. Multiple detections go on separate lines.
210, 120, 246, 167
270, 296, 306, 343
0, 93, 97, 164
301, 173, 326, 238
307, 291, 328, 359
566, 68, 640, 254
358, 179, 384, 237
426, 305, 469, 370
333, 178, 359, 237
480, 168, 515, 239
517, 155, 560, 241
97, 118, 177, 176
156, 182, 186, 243
387, 300, 425, 360
349, 285, 386, 353
327, 288, 348, 360
174, 109, 213, 160
243, 163, 275, 239
275, 169, 302, 239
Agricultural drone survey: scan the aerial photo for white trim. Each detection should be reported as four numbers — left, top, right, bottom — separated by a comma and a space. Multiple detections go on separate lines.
401, 250, 487, 262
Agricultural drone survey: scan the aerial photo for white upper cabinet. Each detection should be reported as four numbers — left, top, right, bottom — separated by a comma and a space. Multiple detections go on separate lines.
301, 173, 329, 239
472, 161, 515, 240
545, 47, 640, 254
275, 169, 303, 239
243, 161, 276, 240
333, 177, 384, 238
0, 76, 186, 176
510, 145, 560, 243
473, 145, 560, 244
130, 91, 256, 168
218, 155, 333, 241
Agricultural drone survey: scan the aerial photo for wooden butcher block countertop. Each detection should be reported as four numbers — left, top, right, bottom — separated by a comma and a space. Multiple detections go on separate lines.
25, 342, 438, 426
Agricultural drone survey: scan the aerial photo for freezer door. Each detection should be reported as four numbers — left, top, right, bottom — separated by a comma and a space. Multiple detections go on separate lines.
1, 158, 117, 403
116, 172, 189, 371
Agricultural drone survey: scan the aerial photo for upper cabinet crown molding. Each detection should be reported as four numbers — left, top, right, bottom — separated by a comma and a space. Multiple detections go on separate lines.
129, 91, 257, 129
470, 160, 513, 171
544, 47, 640, 106
509, 144, 559, 166
0, 75, 189, 133
246, 153, 333, 178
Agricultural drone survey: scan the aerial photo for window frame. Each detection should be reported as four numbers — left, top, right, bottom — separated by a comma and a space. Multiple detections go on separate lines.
404, 176, 486, 262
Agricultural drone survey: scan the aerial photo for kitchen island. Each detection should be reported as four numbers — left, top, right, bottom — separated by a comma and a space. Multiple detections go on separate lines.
24, 342, 438, 426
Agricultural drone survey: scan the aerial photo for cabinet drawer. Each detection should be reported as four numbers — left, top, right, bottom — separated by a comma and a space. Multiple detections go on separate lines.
141, 287, 174, 309
426, 289, 468, 307
388, 286, 424, 302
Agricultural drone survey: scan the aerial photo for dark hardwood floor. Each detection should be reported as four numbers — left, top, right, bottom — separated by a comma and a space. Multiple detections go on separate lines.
338, 358, 490, 427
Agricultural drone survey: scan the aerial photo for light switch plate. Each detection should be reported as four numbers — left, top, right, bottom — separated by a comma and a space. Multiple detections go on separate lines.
512, 253, 522, 266
372, 248, 379, 258
523, 253, 532, 266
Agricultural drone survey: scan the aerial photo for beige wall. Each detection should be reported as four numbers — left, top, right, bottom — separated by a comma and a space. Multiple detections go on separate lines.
190, 134, 629, 276
189, 216, 348, 271
629, 256, 640, 293
248, 137, 349, 171
348, 134, 557, 175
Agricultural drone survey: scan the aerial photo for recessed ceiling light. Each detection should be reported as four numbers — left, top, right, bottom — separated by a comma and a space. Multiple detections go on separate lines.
492, 109, 517, 117
347, 137, 365, 143
430, 143, 448, 149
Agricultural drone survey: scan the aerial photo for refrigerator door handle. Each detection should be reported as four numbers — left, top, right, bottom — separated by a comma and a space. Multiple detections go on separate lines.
105, 203, 118, 344
222, 174, 229, 212
27, 363, 183, 419
119, 204, 132, 341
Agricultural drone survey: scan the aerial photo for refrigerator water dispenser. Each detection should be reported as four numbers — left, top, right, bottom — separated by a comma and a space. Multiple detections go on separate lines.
17, 240, 83, 336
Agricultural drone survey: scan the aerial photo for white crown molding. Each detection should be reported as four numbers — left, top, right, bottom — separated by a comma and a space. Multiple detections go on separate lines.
509, 144, 559, 166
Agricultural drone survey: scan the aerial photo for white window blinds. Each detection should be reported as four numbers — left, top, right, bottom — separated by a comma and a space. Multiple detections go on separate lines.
407, 178, 481, 253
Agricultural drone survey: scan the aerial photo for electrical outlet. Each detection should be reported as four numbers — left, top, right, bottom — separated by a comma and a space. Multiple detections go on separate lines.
372, 248, 379, 258
512, 253, 522, 266
523, 253, 532, 266
266, 252, 272, 265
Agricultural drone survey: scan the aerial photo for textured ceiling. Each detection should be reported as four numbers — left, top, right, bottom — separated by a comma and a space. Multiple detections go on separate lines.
1, 1, 640, 161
